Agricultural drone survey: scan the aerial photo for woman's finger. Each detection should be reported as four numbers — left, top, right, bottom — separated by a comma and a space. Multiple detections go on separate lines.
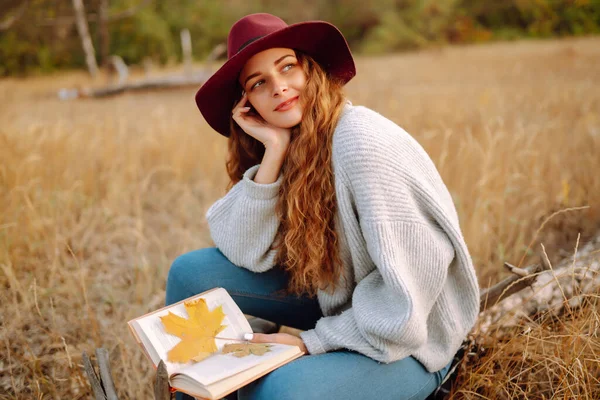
244, 333, 307, 353
232, 107, 251, 127
232, 92, 247, 114
246, 333, 275, 343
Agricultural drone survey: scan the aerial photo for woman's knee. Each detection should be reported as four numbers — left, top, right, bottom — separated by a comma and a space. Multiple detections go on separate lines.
239, 353, 441, 400
165, 247, 225, 305
238, 357, 315, 400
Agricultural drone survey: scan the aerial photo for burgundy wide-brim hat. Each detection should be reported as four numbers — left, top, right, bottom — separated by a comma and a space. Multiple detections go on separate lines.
195, 13, 356, 137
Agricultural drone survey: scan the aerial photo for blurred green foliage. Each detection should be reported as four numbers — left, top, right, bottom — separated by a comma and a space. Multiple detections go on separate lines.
0, 0, 598, 76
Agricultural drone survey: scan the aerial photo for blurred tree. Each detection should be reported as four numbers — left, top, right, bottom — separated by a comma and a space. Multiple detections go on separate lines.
72, 0, 99, 77
0, 0, 30, 31
318, 0, 383, 48
0, 0, 598, 76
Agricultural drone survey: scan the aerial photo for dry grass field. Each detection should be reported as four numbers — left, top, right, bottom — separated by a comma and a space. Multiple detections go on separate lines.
1, 36, 599, 399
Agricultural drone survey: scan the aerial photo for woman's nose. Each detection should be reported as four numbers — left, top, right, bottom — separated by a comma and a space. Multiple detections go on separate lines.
271, 77, 288, 97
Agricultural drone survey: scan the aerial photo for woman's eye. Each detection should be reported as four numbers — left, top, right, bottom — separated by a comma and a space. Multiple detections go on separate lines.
250, 64, 295, 90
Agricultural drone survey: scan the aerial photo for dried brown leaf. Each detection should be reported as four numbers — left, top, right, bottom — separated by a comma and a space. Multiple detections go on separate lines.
221, 343, 273, 358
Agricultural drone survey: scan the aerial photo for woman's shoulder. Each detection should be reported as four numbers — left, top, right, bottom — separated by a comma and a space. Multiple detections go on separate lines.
332, 102, 456, 219
333, 102, 432, 171
335, 102, 392, 133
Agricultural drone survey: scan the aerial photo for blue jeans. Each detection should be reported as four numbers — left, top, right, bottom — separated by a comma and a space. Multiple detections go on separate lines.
165, 247, 453, 400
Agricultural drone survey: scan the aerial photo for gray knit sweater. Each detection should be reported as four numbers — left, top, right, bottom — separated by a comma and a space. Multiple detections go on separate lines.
206, 101, 480, 372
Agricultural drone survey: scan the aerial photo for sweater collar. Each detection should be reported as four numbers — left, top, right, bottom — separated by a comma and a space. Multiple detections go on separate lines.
341, 99, 353, 117
338, 99, 354, 125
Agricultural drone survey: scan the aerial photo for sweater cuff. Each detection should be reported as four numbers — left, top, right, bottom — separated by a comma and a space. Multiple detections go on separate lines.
299, 329, 327, 355
242, 164, 283, 200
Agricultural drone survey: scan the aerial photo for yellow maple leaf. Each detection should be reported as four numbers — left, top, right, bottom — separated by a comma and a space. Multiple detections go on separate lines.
160, 298, 227, 363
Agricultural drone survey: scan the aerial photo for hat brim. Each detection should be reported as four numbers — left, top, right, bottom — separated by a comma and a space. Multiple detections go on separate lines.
195, 21, 356, 137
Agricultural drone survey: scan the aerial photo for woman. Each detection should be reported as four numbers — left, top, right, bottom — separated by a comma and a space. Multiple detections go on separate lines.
166, 13, 480, 400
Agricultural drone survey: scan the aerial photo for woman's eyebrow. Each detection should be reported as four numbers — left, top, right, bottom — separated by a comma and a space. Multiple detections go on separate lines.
243, 54, 295, 87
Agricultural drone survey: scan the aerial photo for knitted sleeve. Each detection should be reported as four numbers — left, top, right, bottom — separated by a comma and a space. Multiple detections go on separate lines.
300, 219, 455, 363
205, 164, 281, 272
300, 108, 458, 363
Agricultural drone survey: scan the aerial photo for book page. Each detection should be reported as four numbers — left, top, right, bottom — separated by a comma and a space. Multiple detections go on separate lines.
133, 288, 253, 375
177, 342, 300, 386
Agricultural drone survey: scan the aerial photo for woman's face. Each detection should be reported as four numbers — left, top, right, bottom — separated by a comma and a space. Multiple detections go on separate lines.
238, 47, 306, 129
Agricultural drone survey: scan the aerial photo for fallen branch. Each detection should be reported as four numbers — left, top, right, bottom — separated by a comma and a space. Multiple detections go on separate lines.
57, 35, 224, 99
66, 72, 211, 99
479, 262, 545, 312
478, 234, 600, 334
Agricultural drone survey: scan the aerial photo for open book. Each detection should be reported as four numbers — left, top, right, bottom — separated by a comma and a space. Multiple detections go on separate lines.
128, 287, 304, 399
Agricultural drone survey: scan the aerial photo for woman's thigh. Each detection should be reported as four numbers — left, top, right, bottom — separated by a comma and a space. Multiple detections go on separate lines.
238, 351, 451, 400
165, 247, 323, 330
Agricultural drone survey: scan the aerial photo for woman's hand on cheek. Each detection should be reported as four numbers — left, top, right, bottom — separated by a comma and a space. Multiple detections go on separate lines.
244, 332, 308, 354
232, 93, 291, 150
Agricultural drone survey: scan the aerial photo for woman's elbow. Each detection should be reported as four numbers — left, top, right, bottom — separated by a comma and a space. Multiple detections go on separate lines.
216, 244, 276, 273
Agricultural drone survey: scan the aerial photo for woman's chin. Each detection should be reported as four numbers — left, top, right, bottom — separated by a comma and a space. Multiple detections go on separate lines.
270, 111, 303, 129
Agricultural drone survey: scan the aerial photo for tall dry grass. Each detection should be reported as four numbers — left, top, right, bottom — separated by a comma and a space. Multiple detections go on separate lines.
456, 292, 600, 398
1, 37, 599, 398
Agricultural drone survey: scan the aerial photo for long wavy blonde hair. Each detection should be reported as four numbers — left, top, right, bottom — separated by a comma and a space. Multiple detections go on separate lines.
225, 50, 348, 298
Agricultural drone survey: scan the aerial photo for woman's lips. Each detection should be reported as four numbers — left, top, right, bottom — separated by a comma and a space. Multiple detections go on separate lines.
275, 96, 299, 111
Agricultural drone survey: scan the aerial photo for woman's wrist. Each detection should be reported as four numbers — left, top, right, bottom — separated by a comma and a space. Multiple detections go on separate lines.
264, 135, 290, 154
254, 144, 287, 184
299, 339, 308, 354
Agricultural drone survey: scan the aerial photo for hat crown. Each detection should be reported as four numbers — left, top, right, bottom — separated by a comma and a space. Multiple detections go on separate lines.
227, 13, 288, 59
